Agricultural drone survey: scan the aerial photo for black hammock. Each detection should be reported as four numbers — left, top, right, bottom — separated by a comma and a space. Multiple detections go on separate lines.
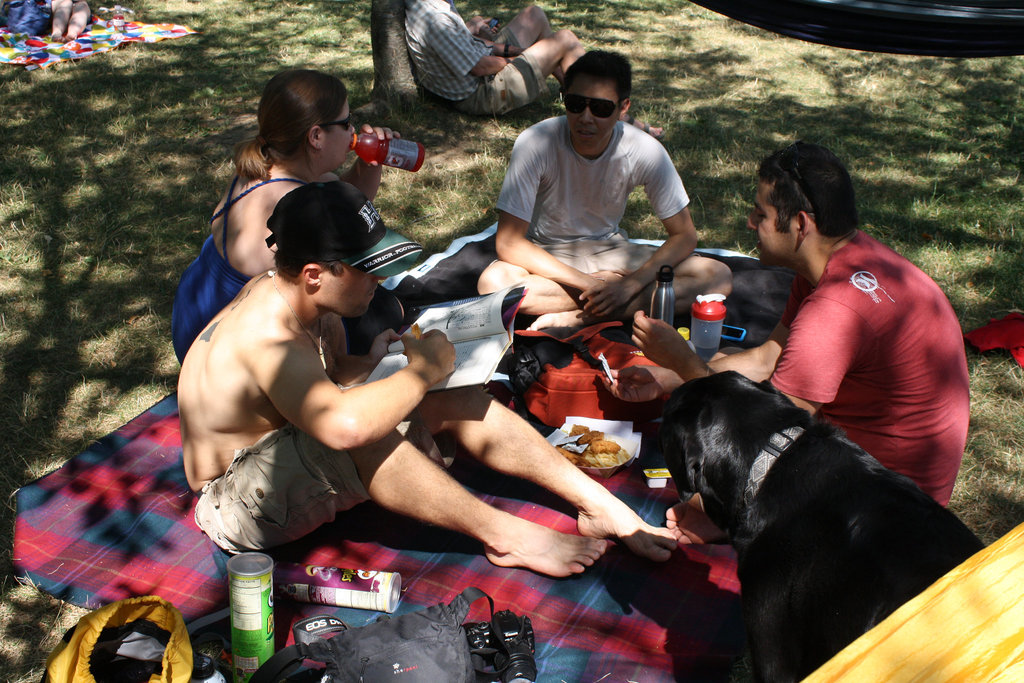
687, 0, 1024, 57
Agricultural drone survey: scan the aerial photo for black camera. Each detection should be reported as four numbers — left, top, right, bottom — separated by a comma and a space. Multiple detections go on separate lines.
464, 610, 537, 683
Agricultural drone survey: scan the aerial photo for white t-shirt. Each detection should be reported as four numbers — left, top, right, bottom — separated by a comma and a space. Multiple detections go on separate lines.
495, 117, 689, 245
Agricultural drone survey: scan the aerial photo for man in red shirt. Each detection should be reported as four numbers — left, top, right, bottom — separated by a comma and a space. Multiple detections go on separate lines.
609, 142, 969, 542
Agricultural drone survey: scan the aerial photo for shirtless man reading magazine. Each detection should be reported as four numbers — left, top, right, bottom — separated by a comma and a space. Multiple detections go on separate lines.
178, 181, 675, 577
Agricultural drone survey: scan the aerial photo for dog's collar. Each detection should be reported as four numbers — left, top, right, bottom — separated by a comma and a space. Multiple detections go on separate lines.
743, 426, 805, 504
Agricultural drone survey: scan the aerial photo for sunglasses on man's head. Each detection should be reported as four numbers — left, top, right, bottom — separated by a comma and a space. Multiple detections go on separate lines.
320, 115, 352, 129
562, 93, 619, 118
778, 140, 819, 215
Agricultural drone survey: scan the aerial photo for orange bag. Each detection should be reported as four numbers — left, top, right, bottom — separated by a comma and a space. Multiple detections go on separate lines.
509, 322, 664, 428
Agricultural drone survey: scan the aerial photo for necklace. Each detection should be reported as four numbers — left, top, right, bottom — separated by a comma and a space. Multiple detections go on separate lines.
271, 271, 326, 369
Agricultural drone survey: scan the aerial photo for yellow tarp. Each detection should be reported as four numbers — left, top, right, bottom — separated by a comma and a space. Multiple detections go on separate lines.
805, 522, 1024, 682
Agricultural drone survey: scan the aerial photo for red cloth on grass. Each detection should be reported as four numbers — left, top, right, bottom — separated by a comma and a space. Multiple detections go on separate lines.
964, 312, 1024, 367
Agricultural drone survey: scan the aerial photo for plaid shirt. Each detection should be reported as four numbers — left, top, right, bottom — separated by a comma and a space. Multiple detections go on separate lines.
405, 0, 491, 101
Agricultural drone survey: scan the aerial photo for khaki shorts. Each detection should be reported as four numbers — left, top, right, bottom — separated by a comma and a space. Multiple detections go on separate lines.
455, 33, 548, 116
540, 236, 659, 274
195, 416, 449, 553
194, 424, 371, 553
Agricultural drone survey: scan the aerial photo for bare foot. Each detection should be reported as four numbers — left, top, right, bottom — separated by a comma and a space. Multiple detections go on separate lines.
622, 114, 664, 140
577, 502, 675, 562
484, 519, 609, 577
666, 497, 728, 545
527, 310, 585, 331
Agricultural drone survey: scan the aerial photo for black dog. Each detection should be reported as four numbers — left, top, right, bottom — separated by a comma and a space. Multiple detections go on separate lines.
660, 371, 983, 682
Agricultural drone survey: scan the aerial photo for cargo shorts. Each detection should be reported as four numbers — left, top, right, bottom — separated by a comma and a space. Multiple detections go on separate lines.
454, 29, 548, 116
539, 235, 660, 275
194, 416, 450, 554
194, 424, 371, 553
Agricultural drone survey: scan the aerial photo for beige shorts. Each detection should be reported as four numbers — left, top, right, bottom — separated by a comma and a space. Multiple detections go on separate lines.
194, 416, 449, 553
194, 424, 371, 553
540, 236, 659, 274
455, 36, 548, 117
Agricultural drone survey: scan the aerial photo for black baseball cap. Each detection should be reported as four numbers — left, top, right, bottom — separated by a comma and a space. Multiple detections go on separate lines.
266, 181, 422, 277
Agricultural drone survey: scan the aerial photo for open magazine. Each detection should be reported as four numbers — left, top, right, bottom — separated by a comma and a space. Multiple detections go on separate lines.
364, 285, 526, 391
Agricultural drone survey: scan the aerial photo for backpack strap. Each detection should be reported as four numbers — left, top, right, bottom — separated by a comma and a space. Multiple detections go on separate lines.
248, 641, 314, 683
515, 322, 624, 369
564, 321, 630, 368
451, 585, 493, 622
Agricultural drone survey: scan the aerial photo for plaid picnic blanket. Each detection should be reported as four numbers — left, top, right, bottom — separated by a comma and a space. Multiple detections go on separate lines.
14, 392, 745, 681
0, 17, 195, 70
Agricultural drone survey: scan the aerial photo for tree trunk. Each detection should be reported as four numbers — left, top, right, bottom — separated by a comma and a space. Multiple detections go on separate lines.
368, 0, 419, 116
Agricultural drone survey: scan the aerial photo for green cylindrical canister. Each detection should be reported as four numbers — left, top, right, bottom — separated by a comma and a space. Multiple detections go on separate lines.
227, 552, 275, 683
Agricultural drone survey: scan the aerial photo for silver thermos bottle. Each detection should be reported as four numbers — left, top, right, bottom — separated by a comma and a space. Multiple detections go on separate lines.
650, 265, 675, 323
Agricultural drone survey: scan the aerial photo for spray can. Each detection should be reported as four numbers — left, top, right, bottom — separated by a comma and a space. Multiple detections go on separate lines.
274, 562, 402, 613
690, 293, 727, 362
350, 132, 425, 172
649, 264, 676, 324
227, 553, 275, 683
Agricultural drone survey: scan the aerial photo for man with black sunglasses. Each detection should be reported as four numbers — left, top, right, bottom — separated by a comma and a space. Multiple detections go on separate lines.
478, 50, 732, 329
405, 1, 584, 115
608, 143, 970, 544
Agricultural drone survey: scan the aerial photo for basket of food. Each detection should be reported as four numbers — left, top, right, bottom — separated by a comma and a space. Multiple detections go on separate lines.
547, 417, 641, 478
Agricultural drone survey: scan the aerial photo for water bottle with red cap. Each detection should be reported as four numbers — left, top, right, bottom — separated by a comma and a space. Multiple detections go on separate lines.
690, 293, 727, 361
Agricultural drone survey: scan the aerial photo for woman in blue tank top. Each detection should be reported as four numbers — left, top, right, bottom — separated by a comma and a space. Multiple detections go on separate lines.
172, 69, 406, 362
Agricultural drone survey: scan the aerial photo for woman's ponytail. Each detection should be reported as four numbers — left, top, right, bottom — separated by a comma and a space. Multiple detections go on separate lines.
233, 136, 273, 181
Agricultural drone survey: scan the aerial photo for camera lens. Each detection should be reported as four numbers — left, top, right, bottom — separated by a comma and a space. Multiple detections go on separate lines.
503, 654, 537, 683
495, 613, 536, 683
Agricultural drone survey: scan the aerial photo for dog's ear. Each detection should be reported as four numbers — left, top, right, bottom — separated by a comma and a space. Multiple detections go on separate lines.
679, 434, 714, 499
660, 417, 701, 496
684, 401, 724, 495
687, 443, 706, 493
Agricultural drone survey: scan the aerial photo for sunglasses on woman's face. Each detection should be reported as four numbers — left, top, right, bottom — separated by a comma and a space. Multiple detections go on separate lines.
563, 93, 619, 118
320, 115, 352, 129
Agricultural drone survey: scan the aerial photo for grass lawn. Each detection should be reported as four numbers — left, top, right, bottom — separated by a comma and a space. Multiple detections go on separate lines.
1, 1, 1021, 679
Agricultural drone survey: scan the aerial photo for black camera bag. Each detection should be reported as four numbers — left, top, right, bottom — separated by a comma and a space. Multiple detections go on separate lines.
249, 587, 491, 683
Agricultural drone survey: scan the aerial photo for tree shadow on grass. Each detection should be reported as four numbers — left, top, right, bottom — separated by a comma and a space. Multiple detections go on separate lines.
2, 2, 1023, 677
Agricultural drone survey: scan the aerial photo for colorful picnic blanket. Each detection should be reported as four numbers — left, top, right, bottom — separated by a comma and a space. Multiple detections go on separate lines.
0, 17, 196, 70
14, 391, 746, 682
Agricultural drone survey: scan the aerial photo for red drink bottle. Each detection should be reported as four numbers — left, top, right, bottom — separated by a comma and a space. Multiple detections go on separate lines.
350, 132, 425, 172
